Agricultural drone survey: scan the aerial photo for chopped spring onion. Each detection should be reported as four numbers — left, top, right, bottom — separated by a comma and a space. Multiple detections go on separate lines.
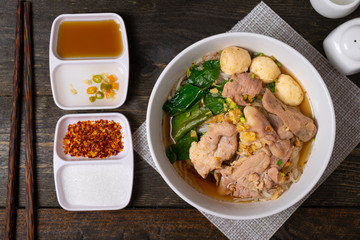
240, 117, 246, 123
277, 159, 282, 166
251, 73, 255, 79
269, 82, 275, 93
254, 52, 264, 58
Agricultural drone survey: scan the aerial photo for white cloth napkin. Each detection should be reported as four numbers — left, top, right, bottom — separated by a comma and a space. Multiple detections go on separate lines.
133, 2, 360, 239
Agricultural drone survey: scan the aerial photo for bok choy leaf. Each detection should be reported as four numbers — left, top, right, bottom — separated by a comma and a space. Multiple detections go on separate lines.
188, 60, 220, 89
171, 103, 212, 141
163, 84, 204, 116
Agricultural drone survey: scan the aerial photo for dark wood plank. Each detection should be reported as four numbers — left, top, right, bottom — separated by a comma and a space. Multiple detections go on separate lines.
0, 208, 227, 240
0, 208, 359, 240
273, 207, 360, 240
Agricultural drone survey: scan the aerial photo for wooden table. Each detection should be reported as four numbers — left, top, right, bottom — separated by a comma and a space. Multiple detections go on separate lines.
0, 0, 359, 239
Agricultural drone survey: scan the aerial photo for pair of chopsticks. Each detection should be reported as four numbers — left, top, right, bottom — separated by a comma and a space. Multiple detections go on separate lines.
4, 0, 35, 239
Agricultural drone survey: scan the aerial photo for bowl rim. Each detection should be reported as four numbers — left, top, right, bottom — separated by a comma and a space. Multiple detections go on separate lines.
146, 32, 336, 219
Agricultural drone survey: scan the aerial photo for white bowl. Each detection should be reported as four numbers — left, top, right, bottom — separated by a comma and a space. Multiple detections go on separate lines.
146, 32, 336, 219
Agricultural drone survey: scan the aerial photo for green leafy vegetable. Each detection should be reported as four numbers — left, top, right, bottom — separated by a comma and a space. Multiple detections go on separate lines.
172, 103, 213, 141
163, 84, 204, 116
166, 145, 177, 164
277, 159, 282, 166
188, 60, 220, 89
166, 132, 198, 163
204, 93, 225, 115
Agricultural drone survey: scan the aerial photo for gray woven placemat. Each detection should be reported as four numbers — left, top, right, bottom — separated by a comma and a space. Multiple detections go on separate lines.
133, 2, 360, 239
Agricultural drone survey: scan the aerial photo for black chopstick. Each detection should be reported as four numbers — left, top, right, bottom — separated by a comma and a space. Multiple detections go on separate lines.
23, 1, 35, 240
4, 0, 24, 239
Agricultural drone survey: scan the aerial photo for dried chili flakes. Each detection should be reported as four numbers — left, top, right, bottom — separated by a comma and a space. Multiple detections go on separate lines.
63, 119, 124, 158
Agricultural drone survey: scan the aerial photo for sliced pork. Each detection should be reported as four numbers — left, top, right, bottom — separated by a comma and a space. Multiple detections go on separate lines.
267, 167, 280, 183
215, 151, 270, 198
189, 122, 238, 178
262, 89, 317, 142
222, 72, 263, 106
243, 106, 278, 144
269, 139, 292, 164
267, 113, 294, 140
242, 106, 293, 164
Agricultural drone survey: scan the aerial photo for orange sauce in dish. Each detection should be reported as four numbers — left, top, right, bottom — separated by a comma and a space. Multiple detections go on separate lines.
57, 20, 123, 58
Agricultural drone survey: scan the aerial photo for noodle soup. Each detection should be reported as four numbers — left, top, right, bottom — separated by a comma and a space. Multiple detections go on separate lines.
162, 47, 316, 202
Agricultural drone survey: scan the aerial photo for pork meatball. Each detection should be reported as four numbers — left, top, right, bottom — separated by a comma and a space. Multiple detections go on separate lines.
220, 46, 251, 75
275, 74, 304, 106
250, 56, 281, 83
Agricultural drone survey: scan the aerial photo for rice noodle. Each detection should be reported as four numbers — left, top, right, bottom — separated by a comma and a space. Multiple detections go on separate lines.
197, 122, 209, 133
233, 197, 255, 202
261, 190, 273, 199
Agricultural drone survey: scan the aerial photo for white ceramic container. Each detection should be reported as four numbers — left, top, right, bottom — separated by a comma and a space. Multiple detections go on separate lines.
49, 13, 129, 110
146, 32, 336, 219
323, 18, 360, 75
310, 0, 360, 19
53, 112, 133, 211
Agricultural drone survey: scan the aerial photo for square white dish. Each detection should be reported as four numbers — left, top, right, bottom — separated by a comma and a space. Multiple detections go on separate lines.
53, 112, 133, 211
49, 13, 129, 110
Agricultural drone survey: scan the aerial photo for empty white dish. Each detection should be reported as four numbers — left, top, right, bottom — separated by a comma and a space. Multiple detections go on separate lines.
53, 112, 133, 211
49, 13, 129, 110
